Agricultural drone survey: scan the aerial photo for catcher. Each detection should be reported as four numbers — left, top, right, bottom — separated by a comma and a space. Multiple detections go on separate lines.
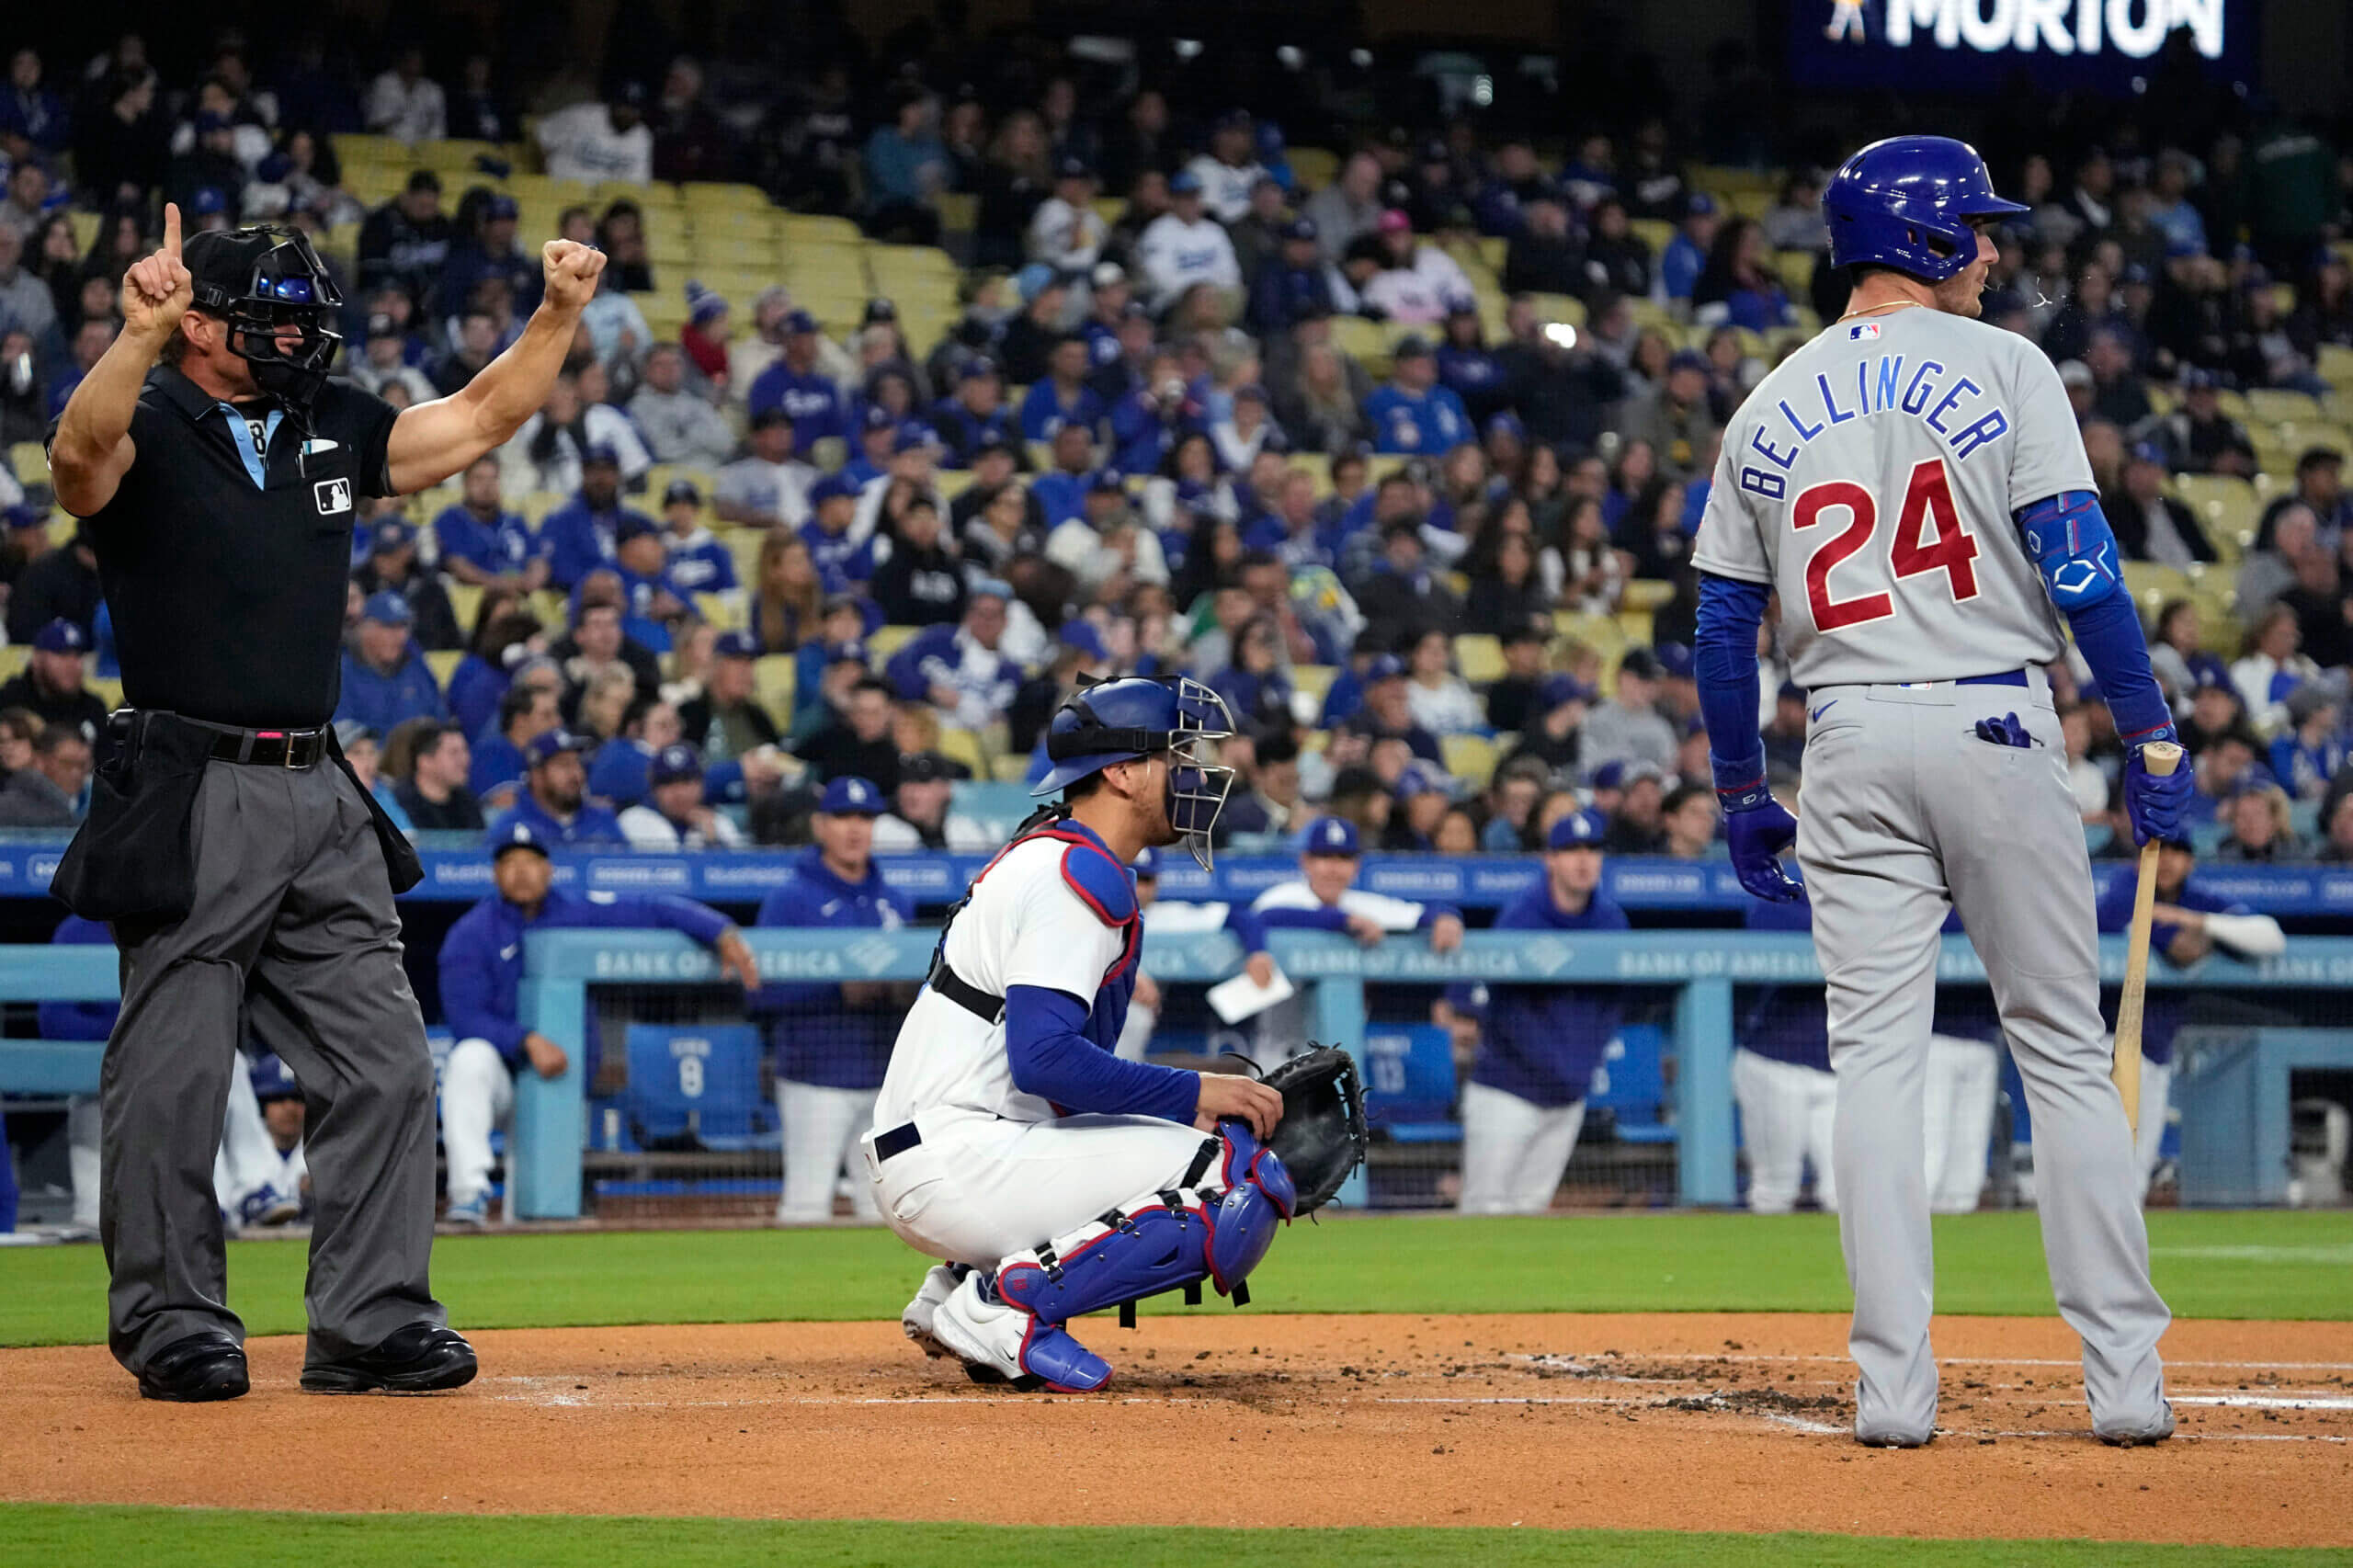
867, 676, 1366, 1392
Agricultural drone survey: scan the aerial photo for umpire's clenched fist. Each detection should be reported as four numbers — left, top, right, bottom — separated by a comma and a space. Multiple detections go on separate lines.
540, 239, 608, 312
122, 201, 193, 346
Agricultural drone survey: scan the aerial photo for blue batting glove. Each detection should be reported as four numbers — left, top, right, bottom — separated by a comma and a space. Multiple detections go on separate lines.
1718, 779, 1804, 903
2123, 736, 2191, 847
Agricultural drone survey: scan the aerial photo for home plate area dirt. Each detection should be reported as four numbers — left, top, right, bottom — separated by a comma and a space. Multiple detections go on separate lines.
6, 1313, 2350, 1546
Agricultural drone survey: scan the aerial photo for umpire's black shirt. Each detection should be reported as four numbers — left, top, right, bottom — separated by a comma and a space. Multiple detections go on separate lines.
51, 367, 399, 728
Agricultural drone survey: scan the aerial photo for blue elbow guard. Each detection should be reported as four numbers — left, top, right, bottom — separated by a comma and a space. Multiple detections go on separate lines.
2017, 491, 2123, 611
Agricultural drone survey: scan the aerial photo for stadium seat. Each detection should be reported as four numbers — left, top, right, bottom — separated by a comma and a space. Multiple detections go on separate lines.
426, 650, 464, 686
1620, 578, 1675, 612
693, 591, 746, 631
1440, 733, 1499, 789
2120, 562, 2190, 617
1554, 611, 1627, 655
0, 646, 28, 683
1453, 634, 1504, 684
1588, 1026, 1676, 1143
753, 655, 797, 723
446, 582, 483, 632
8, 442, 44, 487
623, 1024, 770, 1149
936, 725, 988, 776
1329, 315, 1392, 375
990, 753, 1032, 783
1287, 147, 1341, 192
1628, 218, 1676, 258
1358, 1026, 1461, 1143
2174, 474, 2258, 563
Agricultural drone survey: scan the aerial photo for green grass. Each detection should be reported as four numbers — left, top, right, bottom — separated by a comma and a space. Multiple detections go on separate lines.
0, 1507, 2345, 1568
4, 1210, 2347, 1348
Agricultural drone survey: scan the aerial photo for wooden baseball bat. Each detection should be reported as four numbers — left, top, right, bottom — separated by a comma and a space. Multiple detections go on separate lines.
2112, 740, 2184, 1134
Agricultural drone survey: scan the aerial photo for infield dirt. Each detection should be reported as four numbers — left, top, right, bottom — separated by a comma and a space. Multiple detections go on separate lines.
6, 1313, 2350, 1547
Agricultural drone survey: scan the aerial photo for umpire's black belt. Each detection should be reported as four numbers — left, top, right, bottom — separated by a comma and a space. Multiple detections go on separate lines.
181, 715, 331, 768
926, 955, 1005, 1025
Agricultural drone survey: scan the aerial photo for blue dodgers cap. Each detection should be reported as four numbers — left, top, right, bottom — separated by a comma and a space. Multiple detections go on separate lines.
248, 1051, 301, 1101
492, 818, 551, 858
649, 743, 703, 785
1060, 620, 1108, 662
581, 441, 622, 468
783, 309, 818, 335
369, 517, 415, 553
1537, 672, 1592, 710
713, 631, 760, 660
1484, 410, 1526, 440
825, 639, 870, 666
1168, 169, 1204, 196
486, 193, 520, 222
820, 775, 887, 815
1282, 216, 1318, 243
360, 590, 415, 625
1302, 814, 1361, 856
809, 472, 859, 506
1394, 762, 1449, 799
523, 729, 590, 767
1088, 467, 1127, 494
1686, 191, 1718, 218
1589, 759, 1629, 791
615, 512, 659, 543
32, 619, 86, 654
958, 355, 1001, 381
858, 403, 896, 434
663, 477, 703, 506
1364, 653, 1407, 685
1548, 809, 1606, 850
893, 422, 938, 454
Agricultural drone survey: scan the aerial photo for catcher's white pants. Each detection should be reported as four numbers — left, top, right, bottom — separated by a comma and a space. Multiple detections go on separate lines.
440, 1038, 513, 1207
776, 1081, 881, 1224
865, 1108, 1210, 1269
1457, 1082, 1585, 1214
212, 1056, 286, 1216
1733, 1049, 1837, 1214
1922, 1034, 2000, 1214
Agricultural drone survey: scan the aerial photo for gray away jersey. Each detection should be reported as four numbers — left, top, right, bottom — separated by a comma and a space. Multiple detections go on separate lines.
1692, 306, 2088, 689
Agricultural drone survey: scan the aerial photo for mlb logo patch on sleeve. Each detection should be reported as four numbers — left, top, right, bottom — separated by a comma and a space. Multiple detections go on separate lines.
314, 477, 353, 515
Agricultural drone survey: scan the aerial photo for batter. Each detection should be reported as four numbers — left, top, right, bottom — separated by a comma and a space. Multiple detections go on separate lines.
1692, 136, 2189, 1448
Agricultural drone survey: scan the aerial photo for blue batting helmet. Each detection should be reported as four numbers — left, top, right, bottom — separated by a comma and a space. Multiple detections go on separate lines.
1034, 676, 1236, 870
1823, 136, 2027, 283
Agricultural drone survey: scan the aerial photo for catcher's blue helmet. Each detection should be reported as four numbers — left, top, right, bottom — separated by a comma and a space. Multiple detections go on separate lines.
1823, 136, 2027, 284
1035, 675, 1235, 869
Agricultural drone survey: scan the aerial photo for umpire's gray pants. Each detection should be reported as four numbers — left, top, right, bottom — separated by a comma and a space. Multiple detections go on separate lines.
1796, 671, 2168, 1442
101, 757, 443, 1375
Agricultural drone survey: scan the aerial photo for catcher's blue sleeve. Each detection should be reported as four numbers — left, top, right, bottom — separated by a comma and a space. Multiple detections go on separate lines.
1006, 984, 1202, 1123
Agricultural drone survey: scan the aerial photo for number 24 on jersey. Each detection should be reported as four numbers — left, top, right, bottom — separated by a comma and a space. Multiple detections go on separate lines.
1791, 458, 1979, 632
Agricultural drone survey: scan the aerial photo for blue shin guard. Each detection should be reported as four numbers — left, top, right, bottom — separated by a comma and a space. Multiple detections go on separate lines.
992, 1124, 1294, 1390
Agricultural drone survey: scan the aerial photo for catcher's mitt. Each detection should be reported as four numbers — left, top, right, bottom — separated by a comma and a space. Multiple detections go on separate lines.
1261, 1044, 1368, 1215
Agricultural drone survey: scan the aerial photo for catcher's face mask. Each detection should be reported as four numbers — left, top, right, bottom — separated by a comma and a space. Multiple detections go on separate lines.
1038, 675, 1235, 872
1159, 676, 1236, 872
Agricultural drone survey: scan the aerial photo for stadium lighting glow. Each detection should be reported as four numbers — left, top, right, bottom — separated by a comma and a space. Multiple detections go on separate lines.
1472, 74, 1494, 106
1349, 49, 1373, 67
1542, 322, 1578, 349
1174, 39, 1203, 60
1277, 46, 1304, 69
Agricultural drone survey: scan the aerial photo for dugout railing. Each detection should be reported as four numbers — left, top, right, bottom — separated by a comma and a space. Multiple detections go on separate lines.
4, 935, 2350, 1220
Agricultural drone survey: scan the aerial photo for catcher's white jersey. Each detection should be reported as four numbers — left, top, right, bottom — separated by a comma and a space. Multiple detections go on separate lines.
871, 835, 1131, 1131
1692, 305, 2088, 687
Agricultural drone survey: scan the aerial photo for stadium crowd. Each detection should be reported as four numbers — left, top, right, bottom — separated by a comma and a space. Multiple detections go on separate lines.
2, 27, 2353, 868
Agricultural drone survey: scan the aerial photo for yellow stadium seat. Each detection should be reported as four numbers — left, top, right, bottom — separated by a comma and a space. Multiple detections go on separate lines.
446, 582, 483, 632
2245, 388, 2326, 429
529, 590, 569, 627
1328, 315, 1391, 375
2174, 474, 2258, 563
990, 753, 1032, 783
779, 213, 865, 244
1090, 198, 1128, 227
1553, 611, 1626, 653
516, 491, 568, 524
1629, 218, 1676, 257
90, 677, 122, 710
935, 191, 979, 235
694, 591, 746, 631
2318, 344, 2353, 393
753, 654, 797, 720
0, 646, 28, 682
1615, 608, 1654, 645
723, 529, 766, 586
684, 182, 775, 210
8, 442, 44, 486
425, 650, 464, 686
1441, 733, 1498, 789
869, 624, 919, 661
1524, 292, 1586, 328
1772, 250, 1816, 295
1620, 578, 1675, 612
2120, 562, 2190, 616
1723, 188, 1772, 222
937, 725, 988, 775
1453, 634, 1505, 685
1290, 664, 1336, 703
1287, 147, 1340, 193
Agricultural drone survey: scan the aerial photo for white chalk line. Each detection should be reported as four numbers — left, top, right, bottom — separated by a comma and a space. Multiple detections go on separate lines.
2151, 1245, 2353, 1265
1518, 1353, 2353, 1372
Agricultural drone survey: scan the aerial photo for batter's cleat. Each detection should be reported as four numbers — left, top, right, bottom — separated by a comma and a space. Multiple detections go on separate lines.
137, 1331, 249, 1403
441, 1194, 489, 1230
902, 1263, 968, 1359
238, 1186, 301, 1229
1854, 1426, 1935, 1449
301, 1324, 478, 1394
2096, 1403, 2177, 1447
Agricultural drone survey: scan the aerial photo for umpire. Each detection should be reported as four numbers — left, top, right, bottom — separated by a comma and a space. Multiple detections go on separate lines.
45, 202, 607, 1402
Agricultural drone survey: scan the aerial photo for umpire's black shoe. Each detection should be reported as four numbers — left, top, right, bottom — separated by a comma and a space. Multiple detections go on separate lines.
138, 1332, 250, 1403
301, 1324, 477, 1395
